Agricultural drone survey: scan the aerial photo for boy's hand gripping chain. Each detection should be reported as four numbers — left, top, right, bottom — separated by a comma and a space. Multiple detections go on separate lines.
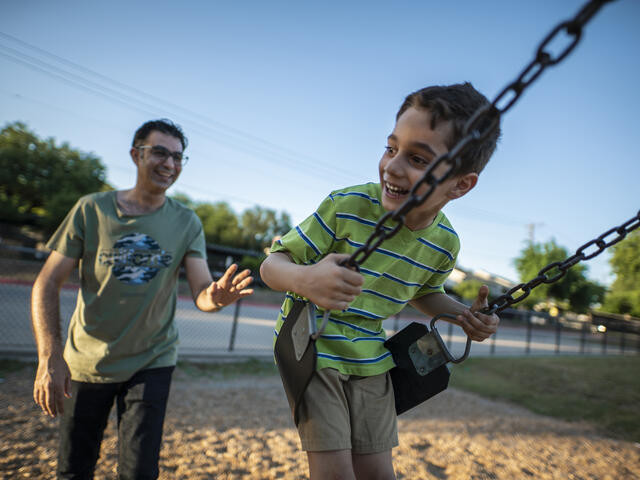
275, 0, 624, 421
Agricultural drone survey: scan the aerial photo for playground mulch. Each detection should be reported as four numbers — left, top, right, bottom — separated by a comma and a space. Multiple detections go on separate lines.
1, 364, 639, 479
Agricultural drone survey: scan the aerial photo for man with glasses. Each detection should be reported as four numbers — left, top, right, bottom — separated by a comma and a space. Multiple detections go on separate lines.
31, 119, 254, 479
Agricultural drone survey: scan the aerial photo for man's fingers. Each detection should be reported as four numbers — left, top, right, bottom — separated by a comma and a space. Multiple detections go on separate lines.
235, 276, 254, 290
231, 269, 252, 284
55, 389, 65, 416
219, 263, 238, 285
65, 376, 72, 399
44, 384, 55, 417
34, 386, 44, 413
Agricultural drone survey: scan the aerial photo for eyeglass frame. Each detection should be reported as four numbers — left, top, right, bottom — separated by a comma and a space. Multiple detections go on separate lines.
136, 145, 189, 166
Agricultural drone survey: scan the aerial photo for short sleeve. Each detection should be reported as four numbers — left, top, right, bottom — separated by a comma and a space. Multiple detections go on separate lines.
185, 216, 207, 259
270, 194, 337, 264
46, 198, 86, 259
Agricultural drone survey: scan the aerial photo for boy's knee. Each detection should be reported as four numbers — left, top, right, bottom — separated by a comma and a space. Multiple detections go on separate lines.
352, 451, 396, 480
307, 450, 356, 480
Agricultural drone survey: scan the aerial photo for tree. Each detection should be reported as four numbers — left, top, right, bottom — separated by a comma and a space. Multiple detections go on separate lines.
513, 239, 605, 313
169, 194, 292, 253
240, 206, 292, 251
602, 230, 640, 316
195, 202, 242, 246
451, 278, 484, 302
0, 122, 110, 235
170, 192, 196, 209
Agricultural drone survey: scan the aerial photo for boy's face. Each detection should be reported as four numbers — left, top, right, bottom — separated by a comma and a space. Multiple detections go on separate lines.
379, 106, 460, 230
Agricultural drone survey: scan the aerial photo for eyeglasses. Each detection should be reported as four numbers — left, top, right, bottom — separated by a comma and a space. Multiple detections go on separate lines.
136, 145, 189, 166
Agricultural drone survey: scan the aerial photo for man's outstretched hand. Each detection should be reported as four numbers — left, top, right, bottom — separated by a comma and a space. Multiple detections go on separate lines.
205, 263, 254, 310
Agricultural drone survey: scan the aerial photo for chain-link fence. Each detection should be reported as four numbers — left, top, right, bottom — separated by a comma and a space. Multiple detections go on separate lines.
0, 244, 279, 359
1, 243, 639, 359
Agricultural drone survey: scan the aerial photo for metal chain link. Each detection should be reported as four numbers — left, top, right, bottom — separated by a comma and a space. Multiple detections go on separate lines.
483, 211, 640, 315
344, 0, 624, 313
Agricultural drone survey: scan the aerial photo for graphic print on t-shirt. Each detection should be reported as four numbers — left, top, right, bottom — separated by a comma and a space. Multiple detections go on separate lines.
98, 233, 173, 285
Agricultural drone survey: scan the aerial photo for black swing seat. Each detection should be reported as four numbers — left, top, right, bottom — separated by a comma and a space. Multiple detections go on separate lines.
384, 315, 471, 415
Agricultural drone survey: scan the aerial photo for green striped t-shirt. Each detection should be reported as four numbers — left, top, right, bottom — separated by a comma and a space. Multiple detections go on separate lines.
271, 182, 460, 376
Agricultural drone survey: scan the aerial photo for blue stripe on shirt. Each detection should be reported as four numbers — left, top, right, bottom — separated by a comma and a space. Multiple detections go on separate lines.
437, 222, 458, 236
320, 334, 386, 343
313, 212, 335, 238
330, 191, 380, 205
361, 289, 408, 305
317, 351, 392, 364
295, 225, 321, 256
328, 317, 383, 335
344, 306, 385, 320
416, 238, 454, 261
376, 246, 451, 274
360, 268, 423, 288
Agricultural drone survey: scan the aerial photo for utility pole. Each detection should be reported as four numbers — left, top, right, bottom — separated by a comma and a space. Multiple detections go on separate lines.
526, 223, 545, 244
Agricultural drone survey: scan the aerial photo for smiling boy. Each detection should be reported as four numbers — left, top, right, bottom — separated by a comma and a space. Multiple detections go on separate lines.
260, 83, 501, 479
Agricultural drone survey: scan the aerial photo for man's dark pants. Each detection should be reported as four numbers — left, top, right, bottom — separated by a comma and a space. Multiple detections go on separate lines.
57, 366, 174, 480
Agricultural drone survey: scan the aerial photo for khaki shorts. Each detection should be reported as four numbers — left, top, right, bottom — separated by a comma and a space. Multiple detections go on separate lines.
297, 368, 398, 454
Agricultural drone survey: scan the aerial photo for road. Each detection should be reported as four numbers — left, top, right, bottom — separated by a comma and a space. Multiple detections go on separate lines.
0, 282, 633, 359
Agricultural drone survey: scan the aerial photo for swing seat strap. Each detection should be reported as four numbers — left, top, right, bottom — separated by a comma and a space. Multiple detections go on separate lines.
274, 299, 318, 425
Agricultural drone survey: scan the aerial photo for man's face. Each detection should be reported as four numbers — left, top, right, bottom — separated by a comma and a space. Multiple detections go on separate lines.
378, 106, 458, 230
131, 131, 183, 193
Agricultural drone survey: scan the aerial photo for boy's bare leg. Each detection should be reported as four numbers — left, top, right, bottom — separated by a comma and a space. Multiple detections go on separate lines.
307, 450, 396, 480
353, 451, 396, 480
307, 450, 356, 480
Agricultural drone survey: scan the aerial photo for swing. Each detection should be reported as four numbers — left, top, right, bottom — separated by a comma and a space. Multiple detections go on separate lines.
274, 0, 637, 421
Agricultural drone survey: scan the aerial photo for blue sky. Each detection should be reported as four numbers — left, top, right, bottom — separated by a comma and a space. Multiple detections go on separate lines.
1, 0, 638, 287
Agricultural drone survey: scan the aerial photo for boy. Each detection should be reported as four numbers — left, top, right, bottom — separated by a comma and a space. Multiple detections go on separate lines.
260, 83, 500, 479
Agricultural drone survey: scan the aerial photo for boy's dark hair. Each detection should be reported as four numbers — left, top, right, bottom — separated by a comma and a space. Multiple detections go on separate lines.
397, 83, 500, 174
132, 119, 188, 150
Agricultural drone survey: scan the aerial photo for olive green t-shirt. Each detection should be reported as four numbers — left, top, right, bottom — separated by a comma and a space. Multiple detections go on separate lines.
46, 191, 206, 382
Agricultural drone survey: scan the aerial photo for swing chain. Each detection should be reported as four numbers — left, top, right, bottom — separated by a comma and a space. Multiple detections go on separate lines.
482, 210, 640, 315
346, 0, 615, 270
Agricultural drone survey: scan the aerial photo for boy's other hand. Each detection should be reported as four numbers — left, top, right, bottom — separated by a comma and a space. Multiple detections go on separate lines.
456, 285, 500, 342
304, 253, 363, 311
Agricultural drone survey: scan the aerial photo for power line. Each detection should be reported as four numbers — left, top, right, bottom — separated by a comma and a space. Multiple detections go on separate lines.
0, 32, 362, 183
0, 109, 314, 218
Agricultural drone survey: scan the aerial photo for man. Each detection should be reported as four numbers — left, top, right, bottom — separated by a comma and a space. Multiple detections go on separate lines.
31, 119, 253, 479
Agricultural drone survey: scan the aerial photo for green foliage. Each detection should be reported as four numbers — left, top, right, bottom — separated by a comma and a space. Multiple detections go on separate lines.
239, 254, 266, 274
195, 202, 242, 246
602, 230, 640, 316
513, 239, 605, 312
174, 193, 292, 252
450, 356, 640, 442
0, 122, 110, 234
0, 358, 33, 376
451, 278, 483, 302
240, 206, 292, 251
171, 192, 196, 209
177, 358, 277, 378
